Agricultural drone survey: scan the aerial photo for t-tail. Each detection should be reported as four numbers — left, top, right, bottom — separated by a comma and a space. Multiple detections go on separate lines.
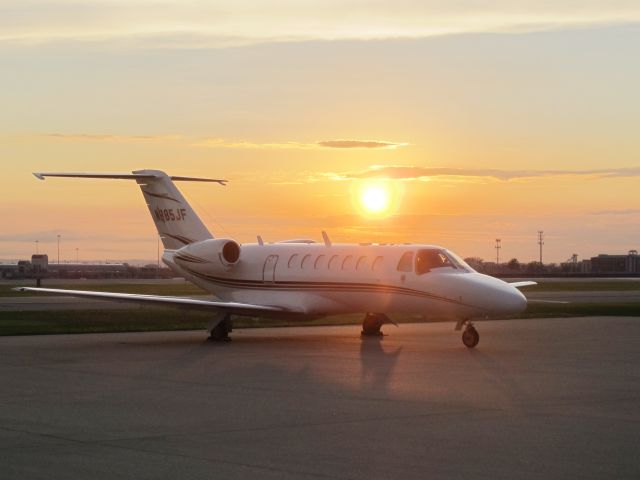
33, 169, 226, 250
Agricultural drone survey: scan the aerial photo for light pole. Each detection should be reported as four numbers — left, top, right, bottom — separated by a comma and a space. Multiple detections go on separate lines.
537, 231, 544, 265
495, 239, 501, 264
57, 235, 61, 264
35, 240, 39, 254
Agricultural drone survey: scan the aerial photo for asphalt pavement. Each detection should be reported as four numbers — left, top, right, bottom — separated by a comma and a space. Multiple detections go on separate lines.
1, 318, 638, 479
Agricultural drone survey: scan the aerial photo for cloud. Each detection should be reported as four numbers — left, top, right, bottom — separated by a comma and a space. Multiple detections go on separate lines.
193, 139, 317, 150
318, 140, 407, 149
194, 138, 407, 150
590, 209, 640, 216
323, 165, 640, 182
37, 133, 183, 143
26, 134, 407, 150
1, 2, 639, 49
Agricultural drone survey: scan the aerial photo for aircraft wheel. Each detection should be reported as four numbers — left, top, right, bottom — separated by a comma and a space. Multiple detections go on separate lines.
361, 314, 383, 336
462, 326, 479, 348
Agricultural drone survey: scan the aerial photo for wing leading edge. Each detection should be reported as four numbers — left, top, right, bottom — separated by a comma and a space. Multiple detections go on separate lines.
12, 287, 283, 316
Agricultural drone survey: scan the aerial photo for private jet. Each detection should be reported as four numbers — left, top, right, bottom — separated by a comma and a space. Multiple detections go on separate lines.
15, 170, 534, 347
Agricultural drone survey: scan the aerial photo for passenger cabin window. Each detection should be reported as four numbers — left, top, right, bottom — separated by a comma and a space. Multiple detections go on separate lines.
288, 254, 299, 268
314, 255, 326, 269
372, 256, 383, 272
415, 249, 455, 275
342, 255, 354, 270
356, 256, 369, 271
301, 254, 312, 269
397, 252, 414, 272
328, 255, 340, 270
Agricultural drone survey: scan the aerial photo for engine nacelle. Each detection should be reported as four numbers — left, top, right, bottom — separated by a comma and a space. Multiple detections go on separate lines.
175, 238, 241, 268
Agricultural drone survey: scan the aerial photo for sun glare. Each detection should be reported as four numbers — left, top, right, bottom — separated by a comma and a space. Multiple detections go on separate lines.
351, 180, 402, 219
361, 185, 389, 213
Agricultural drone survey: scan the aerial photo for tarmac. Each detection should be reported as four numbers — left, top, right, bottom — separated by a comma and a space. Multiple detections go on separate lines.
1, 318, 639, 479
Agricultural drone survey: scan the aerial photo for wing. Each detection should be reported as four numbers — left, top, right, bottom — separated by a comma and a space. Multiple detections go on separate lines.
508, 282, 570, 304
12, 287, 283, 316
509, 281, 537, 288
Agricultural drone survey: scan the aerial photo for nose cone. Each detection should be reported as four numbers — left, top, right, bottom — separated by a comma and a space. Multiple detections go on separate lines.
466, 274, 528, 316
500, 285, 528, 315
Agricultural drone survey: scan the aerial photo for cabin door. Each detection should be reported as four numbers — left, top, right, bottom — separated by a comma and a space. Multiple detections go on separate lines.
262, 255, 279, 284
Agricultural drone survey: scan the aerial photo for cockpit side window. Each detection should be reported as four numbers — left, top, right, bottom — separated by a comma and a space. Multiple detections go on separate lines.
397, 252, 414, 272
415, 249, 456, 275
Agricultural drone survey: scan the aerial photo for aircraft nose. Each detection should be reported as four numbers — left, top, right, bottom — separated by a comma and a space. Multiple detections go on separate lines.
503, 286, 528, 314
468, 274, 528, 315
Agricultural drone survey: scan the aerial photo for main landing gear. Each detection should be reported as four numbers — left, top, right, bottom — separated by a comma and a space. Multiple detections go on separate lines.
456, 319, 479, 348
361, 313, 397, 337
208, 313, 232, 342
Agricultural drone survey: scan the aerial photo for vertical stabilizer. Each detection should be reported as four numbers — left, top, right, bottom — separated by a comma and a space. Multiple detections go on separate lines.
134, 169, 214, 249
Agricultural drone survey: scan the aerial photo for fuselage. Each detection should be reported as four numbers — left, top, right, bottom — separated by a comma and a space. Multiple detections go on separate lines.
164, 240, 527, 320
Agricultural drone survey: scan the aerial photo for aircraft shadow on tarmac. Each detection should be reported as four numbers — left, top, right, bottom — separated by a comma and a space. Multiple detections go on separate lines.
123, 330, 405, 395
360, 337, 402, 392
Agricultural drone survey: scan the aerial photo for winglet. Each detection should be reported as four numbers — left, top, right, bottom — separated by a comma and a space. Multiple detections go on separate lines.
33, 173, 45, 180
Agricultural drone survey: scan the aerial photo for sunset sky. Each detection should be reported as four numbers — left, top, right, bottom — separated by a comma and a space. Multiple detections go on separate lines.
2, 1, 639, 264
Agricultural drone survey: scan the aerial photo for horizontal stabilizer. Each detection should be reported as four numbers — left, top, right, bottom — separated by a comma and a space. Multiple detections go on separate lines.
33, 172, 226, 185
13, 287, 283, 316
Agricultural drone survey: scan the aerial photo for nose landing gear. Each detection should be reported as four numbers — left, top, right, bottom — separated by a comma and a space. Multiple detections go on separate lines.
462, 324, 479, 348
456, 319, 480, 348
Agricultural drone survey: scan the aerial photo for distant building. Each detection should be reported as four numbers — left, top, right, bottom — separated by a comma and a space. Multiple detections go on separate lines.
31, 254, 49, 272
590, 251, 640, 274
579, 259, 592, 273
0, 253, 174, 279
50, 262, 131, 279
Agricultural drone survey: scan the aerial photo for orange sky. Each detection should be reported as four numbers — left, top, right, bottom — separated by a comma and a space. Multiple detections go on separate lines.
1, 3, 640, 263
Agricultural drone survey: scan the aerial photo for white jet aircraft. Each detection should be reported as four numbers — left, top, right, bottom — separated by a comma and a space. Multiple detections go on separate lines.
15, 170, 535, 347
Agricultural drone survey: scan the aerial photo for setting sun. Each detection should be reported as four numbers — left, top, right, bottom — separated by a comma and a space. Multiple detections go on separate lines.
361, 185, 389, 213
352, 180, 403, 219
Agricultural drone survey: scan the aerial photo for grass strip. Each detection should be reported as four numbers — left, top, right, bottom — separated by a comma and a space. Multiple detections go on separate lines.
518, 281, 640, 292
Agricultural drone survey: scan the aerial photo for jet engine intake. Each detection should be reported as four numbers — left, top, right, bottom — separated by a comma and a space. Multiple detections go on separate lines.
220, 240, 241, 266
175, 238, 241, 268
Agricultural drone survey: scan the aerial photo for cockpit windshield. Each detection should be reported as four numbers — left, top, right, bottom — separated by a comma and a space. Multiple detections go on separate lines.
415, 248, 474, 275
444, 249, 475, 272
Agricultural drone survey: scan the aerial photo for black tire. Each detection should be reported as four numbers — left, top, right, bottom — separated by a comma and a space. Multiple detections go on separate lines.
208, 320, 232, 342
462, 326, 479, 348
361, 314, 383, 336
